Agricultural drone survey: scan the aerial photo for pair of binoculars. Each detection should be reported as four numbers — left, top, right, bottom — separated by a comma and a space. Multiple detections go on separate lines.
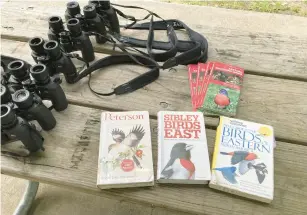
48, 15, 95, 63
64, 2, 107, 44
88, 0, 120, 34
29, 37, 78, 84
4, 59, 68, 112
1, 85, 56, 131
1, 104, 44, 152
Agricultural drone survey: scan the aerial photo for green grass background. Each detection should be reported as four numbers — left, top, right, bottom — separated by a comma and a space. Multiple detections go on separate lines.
164, 1, 307, 17
199, 84, 240, 116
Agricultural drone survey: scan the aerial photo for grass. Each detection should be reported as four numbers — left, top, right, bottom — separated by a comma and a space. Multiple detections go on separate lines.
199, 84, 240, 116
164, 0, 307, 17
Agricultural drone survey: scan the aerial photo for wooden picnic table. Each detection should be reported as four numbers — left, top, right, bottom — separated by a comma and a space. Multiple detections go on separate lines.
1, 1, 307, 214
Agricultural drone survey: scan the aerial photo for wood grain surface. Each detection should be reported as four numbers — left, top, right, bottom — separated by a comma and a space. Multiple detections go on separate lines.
2, 104, 307, 215
2, 39, 307, 144
1, 0, 307, 80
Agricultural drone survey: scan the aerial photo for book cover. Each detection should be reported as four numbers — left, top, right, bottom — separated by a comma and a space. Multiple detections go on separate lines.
200, 62, 244, 117
97, 111, 154, 189
209, 117, 274, 203
157, 111, 211, 184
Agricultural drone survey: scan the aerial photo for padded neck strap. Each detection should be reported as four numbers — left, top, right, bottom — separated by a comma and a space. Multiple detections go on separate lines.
118, 19, 208, 69
75, 54, 160, 95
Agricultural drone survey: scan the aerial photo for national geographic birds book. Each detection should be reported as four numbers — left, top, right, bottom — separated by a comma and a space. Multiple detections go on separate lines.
157, 111, 211, 184
97, 111, 154, 189
209, 117, 274, 203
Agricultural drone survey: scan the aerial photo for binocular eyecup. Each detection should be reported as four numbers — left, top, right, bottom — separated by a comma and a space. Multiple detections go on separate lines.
67, 18, 82, 36
12, 89, 33, 110
43, 40, 61, 59
7, 60, 29, 81
30, 64, 50, 84
1, 104, 17, 128
48, 16, 65, 33
67, 1, 81, 16
83, 4, 97, 18
29, 37, 45, 55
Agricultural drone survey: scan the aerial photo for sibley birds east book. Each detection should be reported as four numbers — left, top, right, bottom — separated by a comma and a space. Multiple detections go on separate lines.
157, 111, 211, 184
97, 111, 154, 189
209, 116, 274, 203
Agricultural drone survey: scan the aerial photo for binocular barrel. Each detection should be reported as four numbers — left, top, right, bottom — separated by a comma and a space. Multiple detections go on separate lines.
30, 64, 50, 84
1, 84, 12, 104
66, 1, 81, 17
1, 104, 44, 152
67, 18, 82, 36
48, 16, 65, 34
83, 4, 97, 18
30, 64, 68, 111
1, 104, 17, 127
29, 37, 46, 55
7, 60, 29, 82
43, 40, 62, 59
12, 89, 57, 131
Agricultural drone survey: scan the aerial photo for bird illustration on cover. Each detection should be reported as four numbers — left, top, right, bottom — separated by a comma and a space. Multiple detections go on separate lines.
105, 125, 145, 172
214, 89, 230, 108
217, 150, 268, 184
220, 151, 258, 165
213, 166, 238, 184
161, 143, 195, 180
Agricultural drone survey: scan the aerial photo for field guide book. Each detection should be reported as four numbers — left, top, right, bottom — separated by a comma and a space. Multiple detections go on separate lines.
209, 116, 274, 203
97, 111, 154, 189
157, 111, 211, 184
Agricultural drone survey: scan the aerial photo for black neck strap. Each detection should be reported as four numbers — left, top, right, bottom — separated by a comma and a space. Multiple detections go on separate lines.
1, 54, 160, 96
116, 17, 208, 69
75, 54, 159, 96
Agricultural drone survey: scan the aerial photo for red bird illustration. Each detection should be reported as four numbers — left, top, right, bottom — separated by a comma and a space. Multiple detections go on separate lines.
214, 89, 230, 108
220, 151, 258, 165
161, 143, 195, 180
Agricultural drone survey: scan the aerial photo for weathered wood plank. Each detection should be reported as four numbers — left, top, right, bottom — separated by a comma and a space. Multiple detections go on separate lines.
2, 104, 307, 215
2, 39, 307, 144
1, 0, 307, 80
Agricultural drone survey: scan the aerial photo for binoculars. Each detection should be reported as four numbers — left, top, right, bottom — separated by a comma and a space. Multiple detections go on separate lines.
65, 1, 120, 38
29, 37, 78, 84
1, 86, 56, 131
47, 15, 95, 63
5, 59, 68, 112
1, 104, 44, 152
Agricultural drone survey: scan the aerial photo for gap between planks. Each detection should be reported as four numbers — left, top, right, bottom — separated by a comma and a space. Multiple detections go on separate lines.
2, 35, 307, 83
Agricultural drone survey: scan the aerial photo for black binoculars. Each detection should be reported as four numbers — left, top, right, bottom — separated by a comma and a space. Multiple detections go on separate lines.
65, 1, 120, 37
47, 15, 95, 62
5, 59, 68, 111
29, 37, 78, 84
1, 104, 44, 152
1, 85, 56, 131
64, 2, 107, 44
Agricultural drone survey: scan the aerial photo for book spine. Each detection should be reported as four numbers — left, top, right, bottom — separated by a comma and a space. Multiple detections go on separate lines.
211, 116, 224, 170
157, 112, 162, 180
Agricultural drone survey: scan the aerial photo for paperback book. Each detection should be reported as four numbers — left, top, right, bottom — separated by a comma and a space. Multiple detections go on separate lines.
209, 116, 274, 203
97, 111, 154, 189
188, 62, 244, 116
157, 111, 211, 184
